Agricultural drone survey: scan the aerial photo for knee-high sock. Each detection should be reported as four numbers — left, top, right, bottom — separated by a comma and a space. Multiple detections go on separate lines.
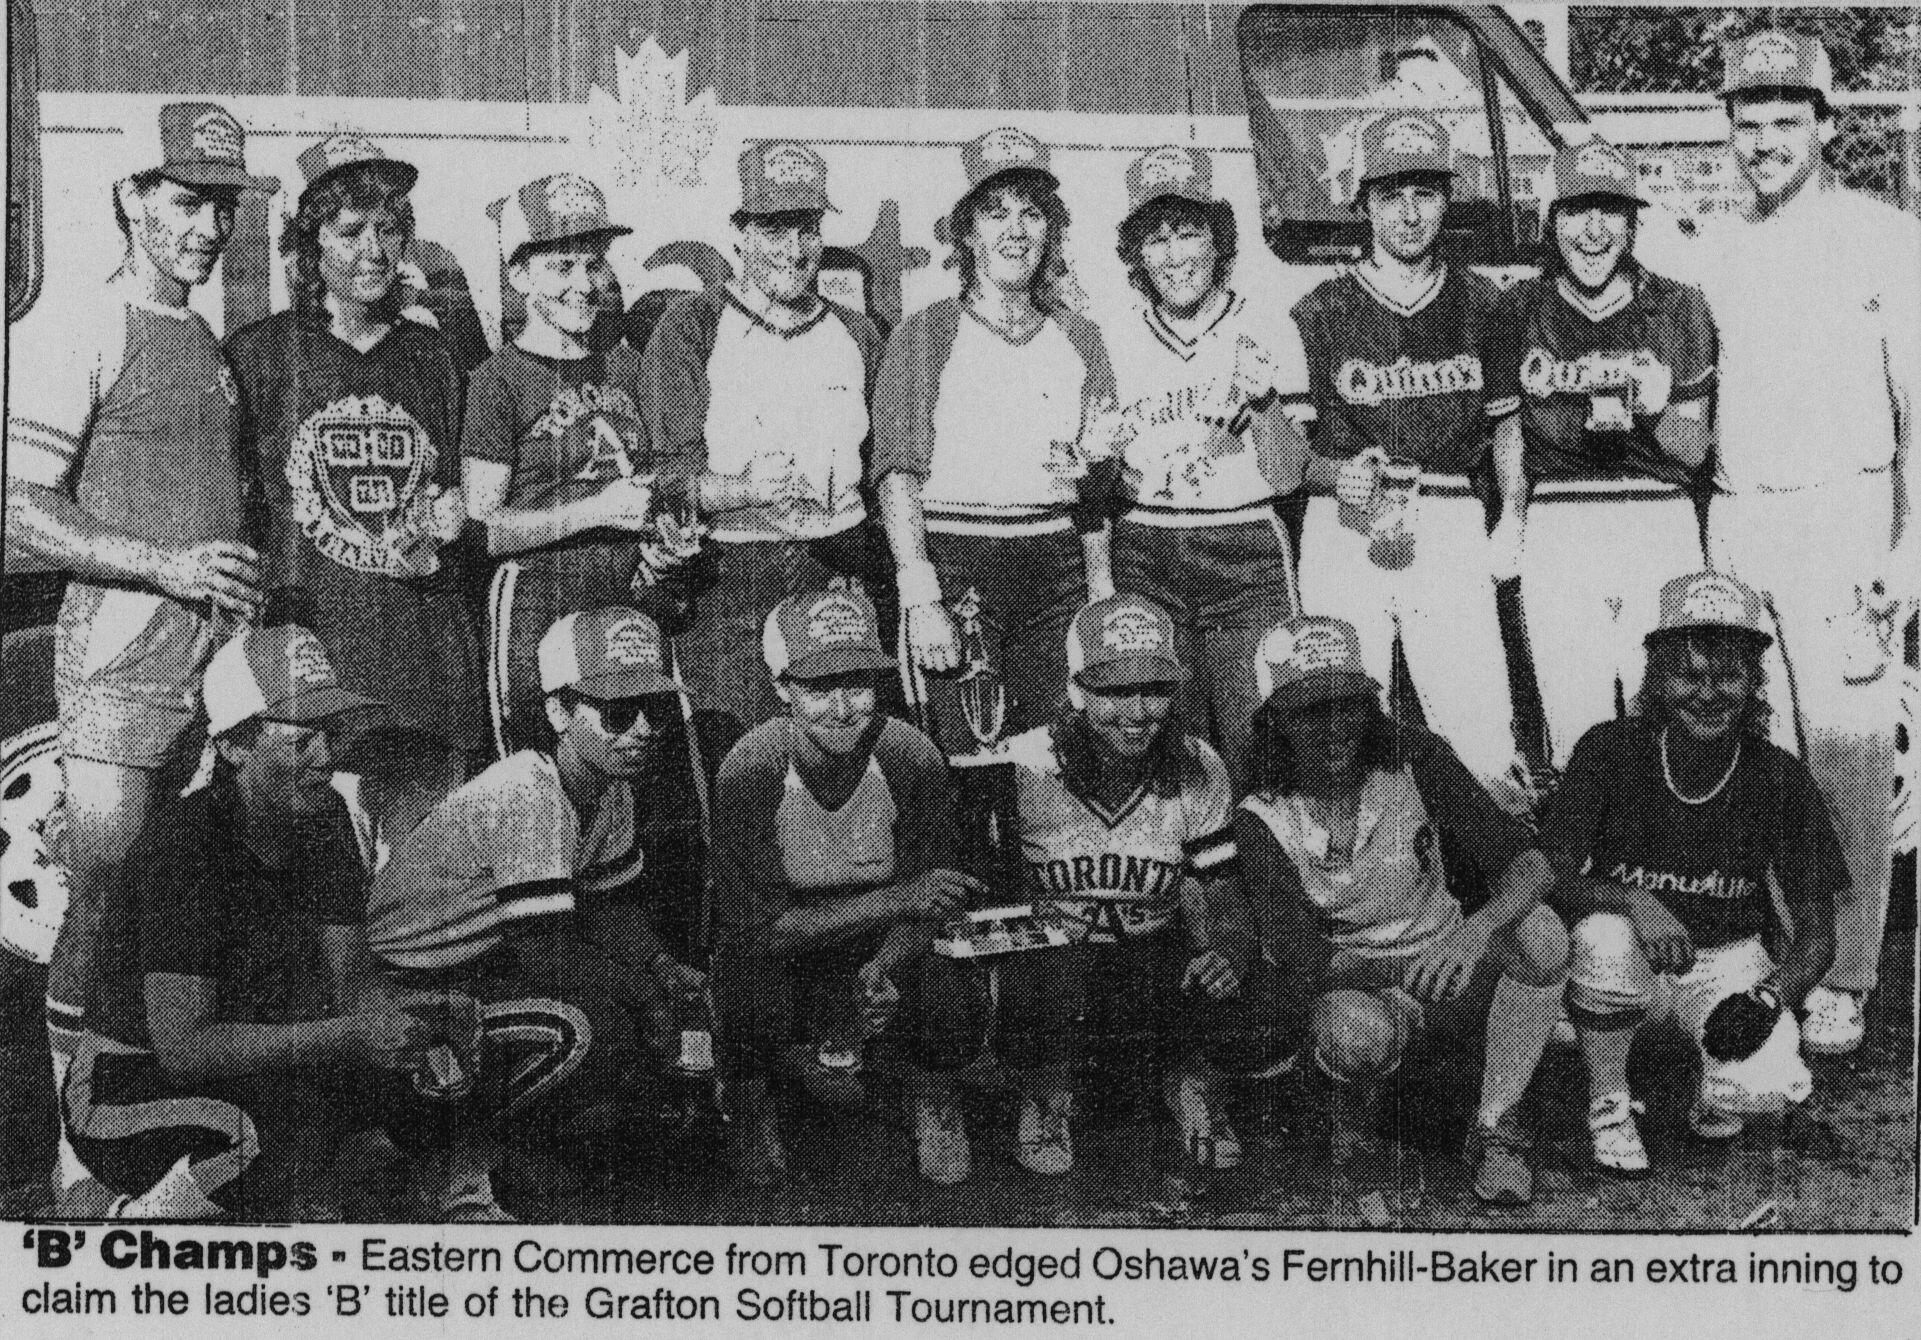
1478, 975, 1564, 1128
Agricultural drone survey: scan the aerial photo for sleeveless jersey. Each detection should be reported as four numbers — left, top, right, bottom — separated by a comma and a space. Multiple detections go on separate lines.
7, 288, 246, 555
1007, 725, 1236, 941
1240, 768, 1460, 957
1290, 266, 1509, 477
1489, 270, 1715, 486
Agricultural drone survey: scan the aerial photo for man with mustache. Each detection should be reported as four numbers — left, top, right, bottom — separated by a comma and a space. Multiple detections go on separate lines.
5, 102, 272, 1209
1487, 138, 1717, 770
1675, 30, 1919, 1057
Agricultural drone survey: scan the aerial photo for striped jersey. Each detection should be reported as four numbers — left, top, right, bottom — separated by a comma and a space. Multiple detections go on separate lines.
1007, 724, 1236, 940
364, 749, 640, 971
1106, 285, 1311, 522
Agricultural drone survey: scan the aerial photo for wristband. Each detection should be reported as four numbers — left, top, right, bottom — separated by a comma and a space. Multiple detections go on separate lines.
896, 562, 943, 610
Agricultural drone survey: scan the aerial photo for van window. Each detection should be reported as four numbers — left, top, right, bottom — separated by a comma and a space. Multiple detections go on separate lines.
1239, 4, 1556, 264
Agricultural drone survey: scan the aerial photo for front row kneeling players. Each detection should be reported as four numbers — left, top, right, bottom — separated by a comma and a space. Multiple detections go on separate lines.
1542, 573, 1838, 1177
1235, 616, 1568, 1205
61, 626, 589, 1220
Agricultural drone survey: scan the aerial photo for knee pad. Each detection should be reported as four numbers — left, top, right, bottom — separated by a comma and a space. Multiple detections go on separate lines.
1568, 913, 1655, 1023
1312, 989, 1408, 1083
1505, 904, 1570, 987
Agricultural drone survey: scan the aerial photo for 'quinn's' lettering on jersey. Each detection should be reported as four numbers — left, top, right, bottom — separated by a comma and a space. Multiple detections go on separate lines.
1336, 353, 1482, 407
1520, 348, 1657, 398
1606, 861, 1757, 902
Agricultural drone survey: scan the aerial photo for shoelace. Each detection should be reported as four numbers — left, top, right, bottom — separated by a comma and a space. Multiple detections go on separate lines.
1589, 1096, 1646, 1131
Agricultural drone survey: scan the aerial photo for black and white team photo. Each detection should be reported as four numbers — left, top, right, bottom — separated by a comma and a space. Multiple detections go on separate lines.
0, 2, 1915, 1235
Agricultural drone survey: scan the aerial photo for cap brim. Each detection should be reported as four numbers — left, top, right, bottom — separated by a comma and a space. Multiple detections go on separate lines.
739, 194, 838, 216
513, 225, 635, 261
1262, 671, 1381, 717
303, 158, 420, 199
159, 163, 276, 193
1124, 188, 1217, 223
1074, 656, 1190, 691
783, 646, 898, 681
260, 686, 387, 727
1554, 188, 1647, 209
571, 668, 687, 699
1644, 623, 1773, 651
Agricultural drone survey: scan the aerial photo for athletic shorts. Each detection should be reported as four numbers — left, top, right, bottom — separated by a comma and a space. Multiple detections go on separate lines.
55, 583, 224, 768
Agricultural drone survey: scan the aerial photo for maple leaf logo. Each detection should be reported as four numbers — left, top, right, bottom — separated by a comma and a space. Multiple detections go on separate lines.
588, 38, 719, 192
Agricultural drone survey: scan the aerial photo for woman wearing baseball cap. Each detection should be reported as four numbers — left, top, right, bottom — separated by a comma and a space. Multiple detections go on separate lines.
1541, 573, 1840, 1177
709, 588, 985, 1184
985, 594, 1285, 1178
227, 133, 486, 763
1236, 616, 1566, 1205
871, 129, 1123, 754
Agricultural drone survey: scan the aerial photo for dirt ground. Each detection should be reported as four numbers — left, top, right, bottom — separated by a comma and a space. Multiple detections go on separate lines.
3, 922, 1911, 1231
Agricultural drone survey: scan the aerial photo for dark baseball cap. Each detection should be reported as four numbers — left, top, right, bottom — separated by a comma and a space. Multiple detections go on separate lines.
1255, 617, 1381, 716
1068, 594, 1190, 691
763, 588, 896, 681
539, 607, 685, 699
138, 102, 275, 193
296, 132, 418, 200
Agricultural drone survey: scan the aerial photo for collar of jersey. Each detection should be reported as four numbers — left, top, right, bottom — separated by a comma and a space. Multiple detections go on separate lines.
722, 285, 831, 340
1350, 263, 1447, 319
960, 299, 1051, 347
1143, 288, 1241, 360
1554, 271, 1636, 324
1063, 773, 1153, 830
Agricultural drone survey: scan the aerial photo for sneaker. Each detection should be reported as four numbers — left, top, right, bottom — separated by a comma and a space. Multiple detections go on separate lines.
1587, 1092, 1650, 1178
1688, 1096, 1746, 1142
1801, 986, 1865, 1056
1016, 1092, 1073, 1176
910, 1089, 971, 1185
1166, 1070, 1242, 1170
1465, 1113, 1534, 1205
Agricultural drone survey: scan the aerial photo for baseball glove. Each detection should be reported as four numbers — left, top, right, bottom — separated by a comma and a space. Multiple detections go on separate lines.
1701, 988, 1781, 1063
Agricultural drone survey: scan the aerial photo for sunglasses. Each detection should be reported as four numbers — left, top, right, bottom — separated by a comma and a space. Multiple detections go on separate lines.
585, 697, 657, 735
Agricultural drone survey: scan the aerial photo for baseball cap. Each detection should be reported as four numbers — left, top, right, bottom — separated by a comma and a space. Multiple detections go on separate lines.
295, 132, 418, 200
1067, 594, 1190, 691
1124, 145, 1216, 219
1356, 112, 1455, 191
1721, 30, 1833, 105
1646, 572, 1773, 648
763, 588, 896, 681
132, 102, 275, 193
203, 625, 384, 738
538, 607, 684, 699
738, 142, 837, 216
1552, 138, 1645, 209
961, 127, 1058, 192
491, 175, 633, 264
1255, 617, 1381, 716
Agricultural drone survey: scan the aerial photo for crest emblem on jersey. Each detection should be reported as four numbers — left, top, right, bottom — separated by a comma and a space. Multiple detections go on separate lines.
762, 144, 825, 188
1741, 31, 1802, 77
805, 593, 869, 646
191, 110, 244, 163
604, 616, 664, 669
286, 394, 441, 577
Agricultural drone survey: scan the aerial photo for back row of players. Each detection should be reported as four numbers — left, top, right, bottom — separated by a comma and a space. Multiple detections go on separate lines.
5, 28, 1909, 1217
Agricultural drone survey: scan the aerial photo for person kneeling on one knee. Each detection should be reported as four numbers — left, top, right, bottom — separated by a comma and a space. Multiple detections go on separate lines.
1235, 617, 1568, 1206
710, 588, 983, 1185
1540, 572, 1841, 1177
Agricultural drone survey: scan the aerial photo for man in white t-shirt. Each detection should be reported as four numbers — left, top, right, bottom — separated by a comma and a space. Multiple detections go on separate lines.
1678, 31, 1918, 1055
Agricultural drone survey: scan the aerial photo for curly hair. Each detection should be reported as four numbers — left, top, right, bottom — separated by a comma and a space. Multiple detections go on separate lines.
1537, 197, 1642, 284
1115, 195, 1239, 304
282, 161, 415, 320
948, 170, 1072, 312
1049, 702, 1205, 803
1630, 629, 1775, 739
1241, 693, 1405, 799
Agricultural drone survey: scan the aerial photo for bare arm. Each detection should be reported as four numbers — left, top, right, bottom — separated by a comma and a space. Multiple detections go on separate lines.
1654, 398, 1712, 473
144, 973, 417, 1083
1080, 524, 1114, 602
752, 869, 977, 960
462, 456, 654, 558
1492, 414, 1529, 525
